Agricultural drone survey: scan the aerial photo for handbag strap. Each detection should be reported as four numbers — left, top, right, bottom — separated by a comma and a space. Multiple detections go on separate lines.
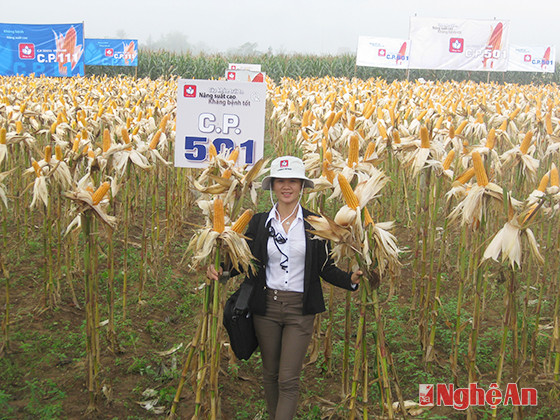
234, 283, 253, 313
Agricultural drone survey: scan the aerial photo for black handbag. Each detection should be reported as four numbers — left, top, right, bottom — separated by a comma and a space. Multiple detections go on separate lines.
223, 282, 258, 360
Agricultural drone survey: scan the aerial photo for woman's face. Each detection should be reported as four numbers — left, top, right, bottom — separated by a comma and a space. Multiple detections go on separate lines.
272, 178, 303, 207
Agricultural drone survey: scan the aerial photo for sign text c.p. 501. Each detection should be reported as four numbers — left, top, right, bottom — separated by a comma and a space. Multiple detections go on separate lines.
174, 79, 266, 168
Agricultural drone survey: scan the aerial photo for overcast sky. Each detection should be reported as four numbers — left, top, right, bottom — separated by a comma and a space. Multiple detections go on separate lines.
3, 0, 560, 54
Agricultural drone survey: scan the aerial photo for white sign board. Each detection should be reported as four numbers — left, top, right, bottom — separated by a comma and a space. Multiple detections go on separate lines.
228, 63, 262, 72
409, 17, 510, 71
356, 36, 410, 69
225, 69, 265, 83
175, 79, 267, 168
508, 45, 556, 73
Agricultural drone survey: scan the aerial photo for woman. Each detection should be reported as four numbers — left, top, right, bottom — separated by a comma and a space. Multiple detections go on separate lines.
208, 156, 361, 420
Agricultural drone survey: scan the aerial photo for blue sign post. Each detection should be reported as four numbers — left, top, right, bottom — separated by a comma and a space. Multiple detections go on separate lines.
0, 22, 85, 77
84, 39, 138, 66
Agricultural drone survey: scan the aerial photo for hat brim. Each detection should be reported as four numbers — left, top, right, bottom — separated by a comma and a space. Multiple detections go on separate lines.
262, 175, 314, 190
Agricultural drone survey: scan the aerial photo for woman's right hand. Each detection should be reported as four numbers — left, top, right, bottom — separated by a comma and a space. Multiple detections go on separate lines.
206, 265, 222, 281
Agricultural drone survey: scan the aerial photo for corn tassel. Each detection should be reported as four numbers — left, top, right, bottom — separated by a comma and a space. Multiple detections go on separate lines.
92, 182, 110, 205
231, 209, 254, 233
338, 174, 359, 210
520, 131, 533, 154
213, 198, 225, 234
442, 150, 455, 170
472, 152, 489, 187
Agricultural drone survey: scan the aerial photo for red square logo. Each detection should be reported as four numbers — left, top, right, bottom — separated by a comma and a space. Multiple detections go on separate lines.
280, 160, 289, 168
449, 38, 464, 53
105, 48, 114, 57
227, 71, 236, 80
524, 54, 532, 62
378, 49, 386, 57
183, 85, 197, 98
19, 43, 35, 59
419, 384, 434, 406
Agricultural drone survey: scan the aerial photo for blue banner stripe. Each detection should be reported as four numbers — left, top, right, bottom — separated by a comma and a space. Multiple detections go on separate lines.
84, 39, 138, 66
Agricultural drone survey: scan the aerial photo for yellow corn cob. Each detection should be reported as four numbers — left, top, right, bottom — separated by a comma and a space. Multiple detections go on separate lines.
228, 147, 240, 162
448, 125, 455, 139
496, 102, 502, 114
325, 149, 333, 163
550, 163, 559, 187
325, 112, 335, 128
0, 127, 6, 144
72, 137, 80, 153
20, 102, 26, 114
393, 130, 401, 144
455, 120, 468, 136
435, 115, 444, 130
159, 114, 170, 131
363, 103, 375, 120
377, 107, 384, 120
476, 113, 484, 124
519, 131, 533, 154
347, 134, 360, 167
231, 209, 254, 233
88, 149, 95, 159
122, 128, 131, 145
377, 121, 387, 139
442, 150, 455, 170
222, 168, 232, 179
55, 145, 63, 161
103, 128, 111, 153
456, 167, 475, 184
92, 182, 110, 205
348, 115, 356, 131
537, 173, 549, 192
81, 129, 88, 140
509, 107, 521, 120
333, 110, 343, 126
420, 126, 430, 149
126, 116, 132, 129
15, 120, 23, 134
32, 160, 42, 177
338, 174, 359, 210
301, 130, 309, 141
364, 141, 376, 160
472, 152, 489, 187
50, 122, 58, 134
498, 119, 508, 131
213, 198, 225, 234
149, 129, 162, 150
322, 161, 335, 183
545, 111, 553, 135
485, 128, 496, 149
132, 125, 140, 136
208, 143, 217, 159
363, 207, 375, 227
416, 109, 428, 122
44, 145, 52, 162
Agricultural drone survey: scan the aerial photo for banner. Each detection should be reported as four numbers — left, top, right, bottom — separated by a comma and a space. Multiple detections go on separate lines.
356, 36, 410, 69
0, 22, 84, 76
228, 63, 261, 72
508, 45, 556, 73
225, 69, 265, 82
409, 17, 510, 71
84, 39, 138, 66
175, 79, 267, 168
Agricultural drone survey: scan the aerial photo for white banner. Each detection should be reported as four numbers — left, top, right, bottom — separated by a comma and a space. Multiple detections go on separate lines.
225, 69, 265, 83
508, 45, 556, 73
409, 17, 510, 71
175, 79, 266, 168
228, 63, 261, 71
356, 36, 410, 69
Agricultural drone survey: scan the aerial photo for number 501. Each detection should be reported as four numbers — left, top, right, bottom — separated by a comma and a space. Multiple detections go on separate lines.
184, 136, 255, 164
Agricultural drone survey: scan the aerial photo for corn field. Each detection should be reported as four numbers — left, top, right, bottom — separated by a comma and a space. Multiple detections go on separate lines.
1, 68, 560, 419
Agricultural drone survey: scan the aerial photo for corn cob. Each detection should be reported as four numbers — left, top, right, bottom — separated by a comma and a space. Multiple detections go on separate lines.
347, 134, 359, 167
159, 114, 170, 131
0, 127, 6, 144
44, 145, 52, 162
509, 107, 521, 120
348, 115, 356, 131
448, 125, 455, 139
32, 160, 42, 177
149, 129, 162, 150
455, 120, 468, 136
476, 113, 484, 124
485, 128, 496, 149
537, 173, 549, 192
231, 209, 254, 233
545, 111, 553, 135
333, 110, 343, 125
363, 207, 375, 227
72, 137, 80, 153
519, 131, 533, 154
55, 145, 63, 161
338, 174, 359, 210
472, 152, 488, 187
393, 130, 401, 144
228, 147, 240, 162
420, 126, 430, 148
364, 141, 376, 160
442, 150, 455, 170
15, 121, 22, 134
92, 182, 110, 205
325, 112, 335, 128
498, 119, 508, 131
208, 143, 217, 159
103, 128, 111, 153
322, 161, 335, 183
377, 121, 387, 139
550, 163, 559, 187
435, 115, 444, 130
213, 198, 225, 234
456, 167, 475, 184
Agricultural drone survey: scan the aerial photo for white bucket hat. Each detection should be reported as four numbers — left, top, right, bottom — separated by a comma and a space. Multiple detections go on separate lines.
261, 156, 314, 190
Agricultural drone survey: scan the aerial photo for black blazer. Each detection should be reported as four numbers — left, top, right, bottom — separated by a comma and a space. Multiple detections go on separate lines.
240, 208, 357, 316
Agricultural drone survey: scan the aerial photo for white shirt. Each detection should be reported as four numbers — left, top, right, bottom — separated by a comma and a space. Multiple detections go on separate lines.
265, 204, 306, 292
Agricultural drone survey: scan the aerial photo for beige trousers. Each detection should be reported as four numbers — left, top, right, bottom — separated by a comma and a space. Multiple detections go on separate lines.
253, 288, 315, 420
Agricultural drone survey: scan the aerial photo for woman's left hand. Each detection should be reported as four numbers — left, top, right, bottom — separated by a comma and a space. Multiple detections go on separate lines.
351, 270, 363, 284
